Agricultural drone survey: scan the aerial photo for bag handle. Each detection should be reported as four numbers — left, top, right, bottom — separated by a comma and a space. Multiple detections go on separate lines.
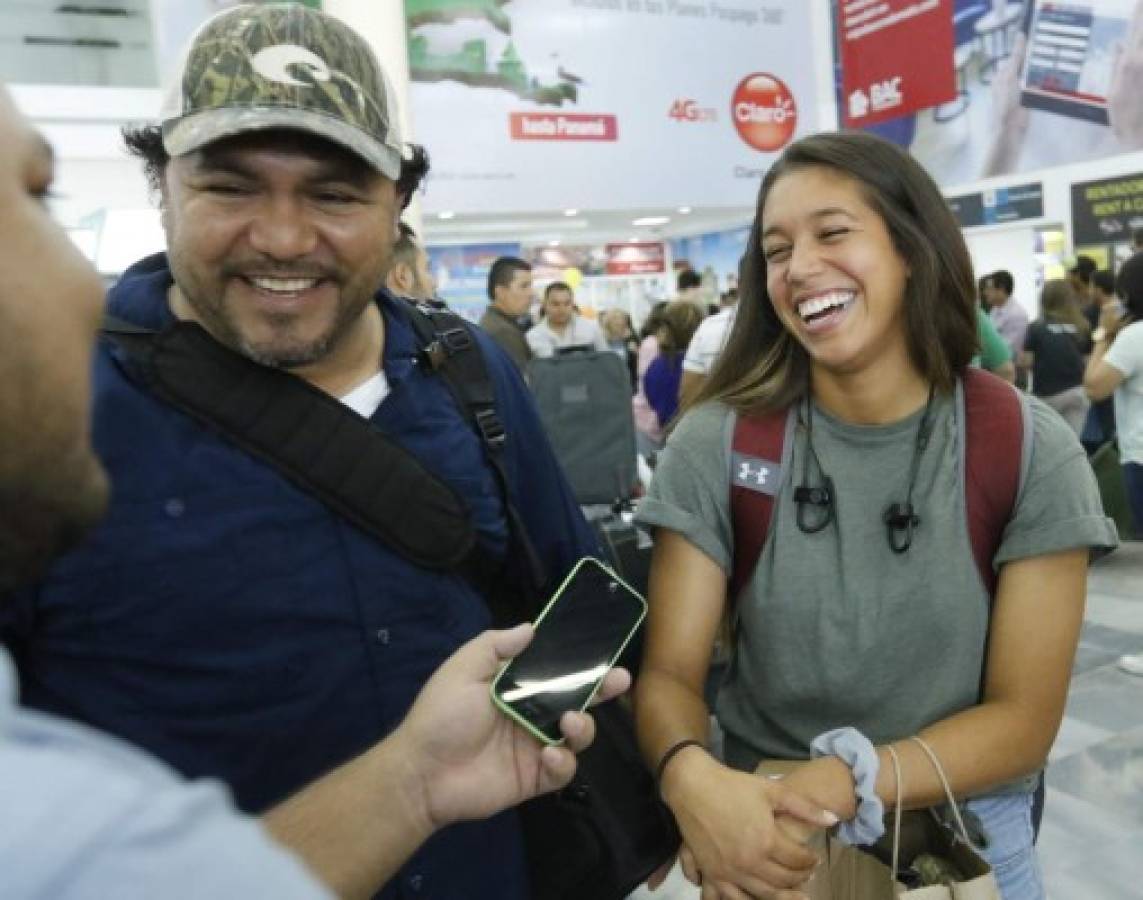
885, 743, 903, 878
909, 735, 974, 846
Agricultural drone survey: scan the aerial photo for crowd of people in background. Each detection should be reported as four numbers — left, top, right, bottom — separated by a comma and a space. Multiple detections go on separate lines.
467, 230, 1143, 683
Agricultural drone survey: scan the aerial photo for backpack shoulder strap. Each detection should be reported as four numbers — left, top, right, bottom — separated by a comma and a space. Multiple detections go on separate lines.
100, 314, 477, 572
961, 368, 1032, 598
728, 406, 796, 602
401, 299, 548, 615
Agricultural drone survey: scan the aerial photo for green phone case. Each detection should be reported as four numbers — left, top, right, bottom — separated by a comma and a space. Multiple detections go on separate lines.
490, 556, 647, 745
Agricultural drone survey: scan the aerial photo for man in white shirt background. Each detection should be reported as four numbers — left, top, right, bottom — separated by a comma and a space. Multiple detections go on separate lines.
526, 281, 608, 358
679, 287, 738, 408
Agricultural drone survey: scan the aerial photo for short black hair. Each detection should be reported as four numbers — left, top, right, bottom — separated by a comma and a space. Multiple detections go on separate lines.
1117, 252, 1143, 319
544, 281, 572, 300
989, 270, 1014, 296
487, 256, 531, 301
1070, 254, 1097, 284
1093, 269, 1115, 295
395, 144, 430, 210
121, 123, 430, 208
677, 268, 701, 291
122, 124, 168, 195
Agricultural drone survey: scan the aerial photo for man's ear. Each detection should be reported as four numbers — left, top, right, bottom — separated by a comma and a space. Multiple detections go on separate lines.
387, 260, 412, 295
158, 171, 172, 233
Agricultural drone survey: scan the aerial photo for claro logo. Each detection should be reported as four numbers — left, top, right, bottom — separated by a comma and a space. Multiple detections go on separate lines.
731, 73, 797, 152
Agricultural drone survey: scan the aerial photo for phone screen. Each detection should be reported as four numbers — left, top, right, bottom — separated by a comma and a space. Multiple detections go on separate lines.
1020, 0, 1135, 124
492, 558, 646, 743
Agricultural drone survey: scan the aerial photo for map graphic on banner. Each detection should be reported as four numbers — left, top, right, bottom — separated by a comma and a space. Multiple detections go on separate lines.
831, 0, 1143, 188
405, 1, 821, 212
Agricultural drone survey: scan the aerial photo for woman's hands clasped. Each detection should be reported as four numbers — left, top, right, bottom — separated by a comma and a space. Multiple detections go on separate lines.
658, 749, 838, 900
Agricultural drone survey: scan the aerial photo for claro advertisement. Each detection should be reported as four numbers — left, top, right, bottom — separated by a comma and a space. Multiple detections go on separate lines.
404, 0, 823, 212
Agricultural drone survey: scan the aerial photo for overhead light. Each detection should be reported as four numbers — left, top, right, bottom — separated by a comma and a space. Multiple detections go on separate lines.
628, 236, 641, 243
633, 216, 670, 227
437, 211, 456, 220
678, 206, 692, 214
564, 208, 578, 217
548, 239, 561, 247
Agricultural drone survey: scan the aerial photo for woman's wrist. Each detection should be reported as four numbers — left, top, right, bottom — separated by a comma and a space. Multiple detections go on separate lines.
809, 727, 885, 845
657, 741, 712, 807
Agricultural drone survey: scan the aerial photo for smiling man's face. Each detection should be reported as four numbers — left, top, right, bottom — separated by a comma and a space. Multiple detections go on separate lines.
162, 129, 398, 370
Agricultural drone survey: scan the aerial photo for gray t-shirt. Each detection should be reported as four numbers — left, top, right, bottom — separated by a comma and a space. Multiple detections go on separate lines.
0, 648, 330, 899
638, 388, 1117, 777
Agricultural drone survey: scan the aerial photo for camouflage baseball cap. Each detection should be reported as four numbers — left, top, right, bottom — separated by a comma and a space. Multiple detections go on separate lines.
159, 3, 403, 180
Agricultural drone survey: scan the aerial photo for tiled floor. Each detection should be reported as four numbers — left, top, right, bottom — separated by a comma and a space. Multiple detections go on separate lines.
1039, 541, 1143, 899
632, 542, 1143, 899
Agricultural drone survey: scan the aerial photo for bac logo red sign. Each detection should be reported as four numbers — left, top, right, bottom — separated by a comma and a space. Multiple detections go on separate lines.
510, 113, 618, 141
731, 74, 797, 152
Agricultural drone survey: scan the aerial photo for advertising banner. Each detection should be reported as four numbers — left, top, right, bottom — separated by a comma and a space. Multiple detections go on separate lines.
670, 225, 750, 285
406, 0, 822, 212
947, 181, 1044, 228
837, 0, 956, 128
525, 245, 609, 279
1071, 171, 1143, 246
605, 242, 666, 275
831, 0, 1143, 188
426, 241, 521, 320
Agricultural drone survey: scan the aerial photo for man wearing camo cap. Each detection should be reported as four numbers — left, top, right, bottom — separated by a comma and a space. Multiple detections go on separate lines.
1, 4, 603, 898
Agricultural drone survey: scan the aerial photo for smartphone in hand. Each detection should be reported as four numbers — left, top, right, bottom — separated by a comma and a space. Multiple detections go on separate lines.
491, 557, 646, 744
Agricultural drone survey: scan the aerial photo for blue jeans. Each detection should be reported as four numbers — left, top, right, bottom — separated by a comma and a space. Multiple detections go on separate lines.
1123, 462, 1143, 535
965, 793, 1044, 900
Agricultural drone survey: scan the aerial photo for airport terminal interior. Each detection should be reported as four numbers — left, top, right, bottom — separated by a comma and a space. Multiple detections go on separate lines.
3, 0, 1142, 898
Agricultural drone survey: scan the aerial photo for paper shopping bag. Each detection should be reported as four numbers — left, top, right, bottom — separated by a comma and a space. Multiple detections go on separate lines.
769, 739, 1001, 900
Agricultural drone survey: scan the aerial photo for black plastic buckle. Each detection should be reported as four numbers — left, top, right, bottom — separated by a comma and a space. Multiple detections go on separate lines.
474, 408, 507, 450
439, 328, 472, 353
418, 328, 473, 371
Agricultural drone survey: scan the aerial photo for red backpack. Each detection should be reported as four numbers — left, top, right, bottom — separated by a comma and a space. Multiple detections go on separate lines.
728, 369, 1031, 603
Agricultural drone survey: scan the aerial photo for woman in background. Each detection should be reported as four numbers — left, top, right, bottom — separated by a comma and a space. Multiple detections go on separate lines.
642, 301, 704, 433
601, 307, 640, 390
1085, 252, 1143, 676
632, 302, 669, 457
1022, 279, 1092, 436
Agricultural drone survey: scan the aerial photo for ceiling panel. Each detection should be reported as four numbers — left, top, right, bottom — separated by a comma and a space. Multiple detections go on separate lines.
0, 1, 156, 87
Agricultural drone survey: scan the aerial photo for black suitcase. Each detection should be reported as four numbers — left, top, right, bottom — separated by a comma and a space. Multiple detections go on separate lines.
528, 350, 637, 505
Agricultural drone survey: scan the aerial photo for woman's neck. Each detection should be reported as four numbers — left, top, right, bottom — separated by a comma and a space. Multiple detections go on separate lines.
810, 358, 931, 425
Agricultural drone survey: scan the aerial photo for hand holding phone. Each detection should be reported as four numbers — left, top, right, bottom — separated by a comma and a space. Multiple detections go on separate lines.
491, 557, 646, 744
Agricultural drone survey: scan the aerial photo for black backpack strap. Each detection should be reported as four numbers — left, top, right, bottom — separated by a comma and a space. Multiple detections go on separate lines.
101, 316, 477, 572
402, 300, 548, 619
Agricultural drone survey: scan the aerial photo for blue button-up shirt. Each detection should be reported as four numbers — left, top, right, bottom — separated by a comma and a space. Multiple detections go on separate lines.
1, 254, 598, 900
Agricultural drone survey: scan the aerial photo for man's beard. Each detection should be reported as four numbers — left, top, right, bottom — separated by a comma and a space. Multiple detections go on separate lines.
168, 252, 378, 371
0, 459, 109, 593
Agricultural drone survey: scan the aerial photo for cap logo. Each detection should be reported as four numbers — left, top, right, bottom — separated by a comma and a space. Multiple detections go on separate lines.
250, 44, 332, 88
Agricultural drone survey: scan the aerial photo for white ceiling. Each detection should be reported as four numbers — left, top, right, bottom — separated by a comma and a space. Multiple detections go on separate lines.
420, 204, 756, 248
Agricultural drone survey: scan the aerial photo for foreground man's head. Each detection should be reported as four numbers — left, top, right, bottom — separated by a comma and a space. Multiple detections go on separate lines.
0, 87, 110, 592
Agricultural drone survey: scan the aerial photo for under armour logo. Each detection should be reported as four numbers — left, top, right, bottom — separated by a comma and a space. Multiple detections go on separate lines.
732, 452, 780, 496
251, 45, 332, 87
738, 461, 768, 486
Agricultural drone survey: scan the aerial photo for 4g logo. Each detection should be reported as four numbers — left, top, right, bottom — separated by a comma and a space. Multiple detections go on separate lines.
668, 99, 717, 123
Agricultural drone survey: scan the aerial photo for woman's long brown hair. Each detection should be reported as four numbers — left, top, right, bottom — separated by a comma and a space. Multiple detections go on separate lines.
686, 132, 979, 417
